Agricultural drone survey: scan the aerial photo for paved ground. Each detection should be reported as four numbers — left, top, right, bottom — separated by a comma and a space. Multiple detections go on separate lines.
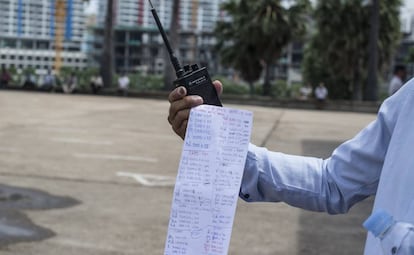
0, 91, 377, 254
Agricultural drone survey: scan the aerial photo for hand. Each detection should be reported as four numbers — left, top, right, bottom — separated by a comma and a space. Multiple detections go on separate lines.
168, 80, 223, 140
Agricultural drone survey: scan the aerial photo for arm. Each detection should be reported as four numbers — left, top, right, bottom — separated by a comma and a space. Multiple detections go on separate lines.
240, 89, 405, 214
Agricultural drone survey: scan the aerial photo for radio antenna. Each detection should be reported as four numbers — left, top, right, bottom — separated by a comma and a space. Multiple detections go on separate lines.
148, 0, 184, 78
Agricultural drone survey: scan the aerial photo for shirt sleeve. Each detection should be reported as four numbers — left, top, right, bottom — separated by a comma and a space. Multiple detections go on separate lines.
239, 85, 406, 214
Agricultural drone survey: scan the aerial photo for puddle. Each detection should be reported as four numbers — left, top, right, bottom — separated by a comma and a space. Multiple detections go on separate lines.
0, 220, 34, 237
0, 184, 80, 248
0, 184, 79, 210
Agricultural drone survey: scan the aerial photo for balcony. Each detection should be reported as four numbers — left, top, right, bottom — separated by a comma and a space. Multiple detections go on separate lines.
128, 40, 141, 46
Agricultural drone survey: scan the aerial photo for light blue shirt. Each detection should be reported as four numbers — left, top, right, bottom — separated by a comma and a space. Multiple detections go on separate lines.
240, 79, 414, 254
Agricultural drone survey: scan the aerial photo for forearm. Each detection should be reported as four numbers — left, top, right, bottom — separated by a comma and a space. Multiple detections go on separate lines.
240, 142, 380, 214
240, 144, 333, 212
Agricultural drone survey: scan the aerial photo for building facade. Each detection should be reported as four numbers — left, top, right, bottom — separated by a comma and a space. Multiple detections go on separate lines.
0, 0, 88, 73
395, 8, 414, 77
97, 0, 226, 32
92, 0, 227, 75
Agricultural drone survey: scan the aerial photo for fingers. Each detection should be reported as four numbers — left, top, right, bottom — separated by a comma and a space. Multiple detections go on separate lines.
171, 110, 190, 139
168, 86, 187, 103
168, 95, 203, 124
168, 86, 203, 139
168, 81, 223, 140
212, 80, 223, 96
173, 119, 188, 140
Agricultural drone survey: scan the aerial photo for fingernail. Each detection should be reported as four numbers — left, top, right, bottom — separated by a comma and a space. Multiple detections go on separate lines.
178, 87, 186, 96
194, 96, 203, 104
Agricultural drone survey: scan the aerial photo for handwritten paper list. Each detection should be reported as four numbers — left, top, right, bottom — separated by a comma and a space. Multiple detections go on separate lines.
165, 105, 253, 255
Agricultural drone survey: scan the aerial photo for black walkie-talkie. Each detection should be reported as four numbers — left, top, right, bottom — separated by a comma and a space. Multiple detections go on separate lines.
148, 0, 222, 107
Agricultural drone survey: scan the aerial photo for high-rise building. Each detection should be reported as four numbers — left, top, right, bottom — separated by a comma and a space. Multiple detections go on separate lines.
92, 0, 228, 74
97, 0, 226, 32
0, 0, 88, 73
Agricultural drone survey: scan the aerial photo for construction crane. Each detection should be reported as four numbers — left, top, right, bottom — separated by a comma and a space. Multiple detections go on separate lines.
54, 0, 66, 74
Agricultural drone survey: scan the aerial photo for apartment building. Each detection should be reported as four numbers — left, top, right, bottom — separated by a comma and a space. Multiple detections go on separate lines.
0, 0, 88, 72
91, 0, 227, 74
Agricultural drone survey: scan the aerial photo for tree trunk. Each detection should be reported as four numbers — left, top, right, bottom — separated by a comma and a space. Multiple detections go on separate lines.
163, 0, 180, 90
364, 0, 379, 101
102, 0, 115, 87
352, 58, 362, 101
263, 62, 272, 96
248, 81, 254, 96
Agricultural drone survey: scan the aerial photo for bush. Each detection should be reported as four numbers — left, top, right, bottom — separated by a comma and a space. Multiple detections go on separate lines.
130, 74, 163, 91
255, 80, 303, 99
212, 76, 250, 95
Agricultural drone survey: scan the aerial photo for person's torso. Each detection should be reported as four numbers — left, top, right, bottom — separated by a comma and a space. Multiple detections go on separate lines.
315, 87, 327, 99
389, 76, 403, 95
119, 77, 129, 87
364, 82, 414, 254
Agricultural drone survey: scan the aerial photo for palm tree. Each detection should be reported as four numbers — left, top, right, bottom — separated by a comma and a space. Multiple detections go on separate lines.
215, 0, 310, 96
408, 47, 414, 63
102, 0, 116, 87
215, 1, 263, 95
250, 0, 309, 95
303, 0, 401, 100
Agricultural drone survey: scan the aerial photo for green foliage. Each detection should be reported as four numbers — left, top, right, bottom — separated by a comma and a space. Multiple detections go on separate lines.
215, 0, 310, 96
303, 0, 401, 100
215, 1, 263, 94
60, 68, 164, 91
22, 67, 36, 75
131, 74, 164, 91
253, 79, 301, 99
7, 66, 18, 85
408, 47, 414, 63
212, 76, 250, 95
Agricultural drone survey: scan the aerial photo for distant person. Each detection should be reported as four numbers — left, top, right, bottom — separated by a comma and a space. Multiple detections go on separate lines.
22, 73, 37, 90
62, 72, 78, 94
118, 73, 130, 97
0, 66, 11, 88
314, 82, 328, 109
90, 73, 103, 94
299, 83, 312, 100
388, 65, 407, 96
41, 70, 56, 92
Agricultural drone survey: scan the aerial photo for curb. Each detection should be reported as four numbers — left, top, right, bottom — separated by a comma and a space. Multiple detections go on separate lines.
1, 86, 381, 114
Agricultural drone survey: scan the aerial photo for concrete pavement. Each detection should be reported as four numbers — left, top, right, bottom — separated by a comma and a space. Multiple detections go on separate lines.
0, 91, 377, 254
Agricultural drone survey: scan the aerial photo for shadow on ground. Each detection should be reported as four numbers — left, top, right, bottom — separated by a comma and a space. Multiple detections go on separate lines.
297, 139, 373, 255
0, 184, 80, 248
